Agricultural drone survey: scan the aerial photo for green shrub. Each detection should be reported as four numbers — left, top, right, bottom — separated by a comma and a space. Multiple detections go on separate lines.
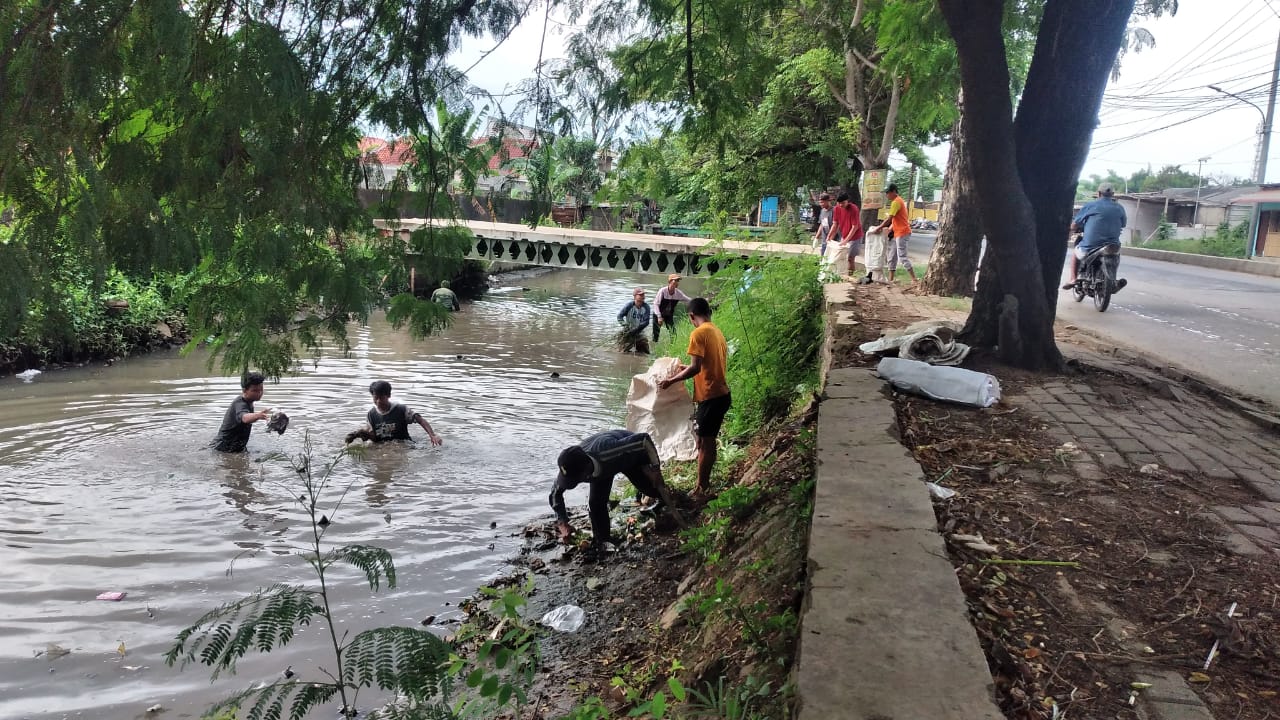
694, 252, 824, 438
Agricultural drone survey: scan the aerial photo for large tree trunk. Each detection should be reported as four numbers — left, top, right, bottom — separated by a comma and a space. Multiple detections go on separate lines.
1015, 0, 1135, 313
921, 98, 982, 297
939, 0, 1057, 370
939, 0, 1135, 370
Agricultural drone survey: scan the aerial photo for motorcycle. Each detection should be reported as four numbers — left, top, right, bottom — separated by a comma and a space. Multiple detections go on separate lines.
1068, 235, 1125, 312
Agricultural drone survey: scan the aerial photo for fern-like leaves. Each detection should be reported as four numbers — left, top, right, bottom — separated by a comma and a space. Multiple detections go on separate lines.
165, 583, 322, 678
328, 544, 397, 591
342, 626, 452, 702
203, 679, 340, 720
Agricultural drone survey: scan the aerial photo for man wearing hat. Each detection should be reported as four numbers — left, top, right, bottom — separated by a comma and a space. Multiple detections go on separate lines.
1063, 183, 1127, 290
652, 273, 692, 342
549, 430, 670, 553
616, 286, 653, 353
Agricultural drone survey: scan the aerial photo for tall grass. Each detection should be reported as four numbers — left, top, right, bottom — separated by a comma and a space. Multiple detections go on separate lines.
660, 251, 824, 438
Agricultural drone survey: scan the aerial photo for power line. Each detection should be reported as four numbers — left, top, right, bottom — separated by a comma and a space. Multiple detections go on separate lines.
1119, 12, 1255, 96
1106, 42, 1274, 96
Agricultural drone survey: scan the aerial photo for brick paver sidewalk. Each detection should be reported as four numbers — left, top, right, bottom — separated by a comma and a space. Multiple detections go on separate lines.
856, 284, 1280, 561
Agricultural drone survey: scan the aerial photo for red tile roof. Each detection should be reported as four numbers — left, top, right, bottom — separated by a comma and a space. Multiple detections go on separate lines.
359, 134, 538, 172
470, 137, 538, 171
359, 136, 415, 166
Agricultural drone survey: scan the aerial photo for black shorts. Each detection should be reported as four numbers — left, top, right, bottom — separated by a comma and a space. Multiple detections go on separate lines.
693, 393, 732, 439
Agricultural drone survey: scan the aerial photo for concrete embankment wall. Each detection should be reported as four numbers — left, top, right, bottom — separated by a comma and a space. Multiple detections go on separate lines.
793, 283, 1002, 719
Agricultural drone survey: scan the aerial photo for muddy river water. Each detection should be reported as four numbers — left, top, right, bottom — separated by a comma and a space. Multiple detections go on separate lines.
0, 269, 699, 720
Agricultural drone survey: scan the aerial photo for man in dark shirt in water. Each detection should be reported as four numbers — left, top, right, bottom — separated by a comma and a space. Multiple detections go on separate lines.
356, 380, 443, 445
212, 372, 272, 452
549, 429, 673, 553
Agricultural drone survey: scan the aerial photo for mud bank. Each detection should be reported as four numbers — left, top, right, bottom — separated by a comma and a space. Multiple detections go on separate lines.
461, 409, 818, 718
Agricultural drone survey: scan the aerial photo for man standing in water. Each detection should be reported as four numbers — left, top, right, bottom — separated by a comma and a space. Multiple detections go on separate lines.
657, 297, 731, 496
354, 380, 443, 445
652, 273, 691, 343
550, 429, 671, 554
431, 280, 461, 311
616, 287, 652, 353
212, 372, 272, 452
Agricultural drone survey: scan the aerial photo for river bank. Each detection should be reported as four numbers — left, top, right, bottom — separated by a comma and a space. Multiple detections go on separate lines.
456, 407, 816, 719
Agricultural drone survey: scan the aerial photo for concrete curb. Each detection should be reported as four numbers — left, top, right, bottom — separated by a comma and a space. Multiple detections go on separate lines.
794, 289, 1002, 720
1123, 246, 1280, 277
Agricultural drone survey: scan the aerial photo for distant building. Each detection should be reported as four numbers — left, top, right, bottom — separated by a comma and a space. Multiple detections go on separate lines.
1113, 184, 1280, 259
358, 136, 416, 190
1112, 185, 1257, 239
471, 119, 539, 196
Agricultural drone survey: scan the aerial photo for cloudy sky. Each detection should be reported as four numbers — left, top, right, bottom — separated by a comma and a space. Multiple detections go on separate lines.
453, 0, 1280, 186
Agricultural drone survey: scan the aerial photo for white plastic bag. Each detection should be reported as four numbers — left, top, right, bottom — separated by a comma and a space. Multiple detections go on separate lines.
876, 357, 1001, 408
864, 230, 886, 272
626, 357, 698, 462
819, 241, 850, 280
540, 604, 586, 633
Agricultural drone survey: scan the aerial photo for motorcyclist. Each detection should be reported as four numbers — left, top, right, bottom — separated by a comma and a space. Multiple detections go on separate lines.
1063, 183, 1128, 292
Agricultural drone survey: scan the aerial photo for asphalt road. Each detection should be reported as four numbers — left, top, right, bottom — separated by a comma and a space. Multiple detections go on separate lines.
905, 232, 1280, 408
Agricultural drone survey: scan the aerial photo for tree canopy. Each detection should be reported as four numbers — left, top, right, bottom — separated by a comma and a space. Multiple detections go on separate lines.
1, 0, 522, 376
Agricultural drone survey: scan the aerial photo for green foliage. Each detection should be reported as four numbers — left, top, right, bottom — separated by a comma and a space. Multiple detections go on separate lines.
700, 253, 824, 438
1144, 222, 1249, 258
168, 436, 457, 719
0, 263, 187, 369
1, 0, 520, 375
1154, 214, 1175, 243
682, 676, 774, 720
166, 584, 324, 680
445, 577, 540, 718
680, 485, 764, 564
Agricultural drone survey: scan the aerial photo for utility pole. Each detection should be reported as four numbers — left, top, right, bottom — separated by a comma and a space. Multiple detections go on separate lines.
1194, 156, 1211, 227
1261, 29, 1280, 185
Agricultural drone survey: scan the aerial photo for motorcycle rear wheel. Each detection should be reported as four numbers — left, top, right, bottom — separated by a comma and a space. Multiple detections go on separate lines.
1093, 280, 1111, 312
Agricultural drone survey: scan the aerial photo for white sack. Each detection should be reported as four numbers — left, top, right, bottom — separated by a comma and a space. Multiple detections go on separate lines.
819, 241, 850, 281
876, 357, 1001, 408
864, 228, 886, 272
626, 357, 698, 462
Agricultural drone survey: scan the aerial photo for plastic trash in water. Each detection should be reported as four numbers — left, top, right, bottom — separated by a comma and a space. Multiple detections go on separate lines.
16, 369, 41, 382
540, 604, 586, 633
876, 357, 1001, 408
96, 591, 127, 601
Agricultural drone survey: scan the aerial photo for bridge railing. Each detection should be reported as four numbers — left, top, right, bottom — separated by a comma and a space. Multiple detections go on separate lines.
373, 219, 812, 277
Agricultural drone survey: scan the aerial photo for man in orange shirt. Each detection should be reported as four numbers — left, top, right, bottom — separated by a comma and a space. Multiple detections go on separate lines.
870, 184, 917, 284
657, 297, 731, 496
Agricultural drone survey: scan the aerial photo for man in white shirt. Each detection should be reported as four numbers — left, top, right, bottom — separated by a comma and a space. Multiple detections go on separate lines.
652, 273, 692, 342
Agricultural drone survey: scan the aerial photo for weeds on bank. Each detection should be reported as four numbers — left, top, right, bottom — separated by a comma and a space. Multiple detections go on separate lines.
1143, 220, 1249, 258
660, 251, 823, 440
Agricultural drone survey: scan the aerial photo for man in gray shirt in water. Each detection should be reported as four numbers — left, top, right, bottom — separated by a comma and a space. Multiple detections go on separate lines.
354, 380, 442, 445
212, 372, 272, 452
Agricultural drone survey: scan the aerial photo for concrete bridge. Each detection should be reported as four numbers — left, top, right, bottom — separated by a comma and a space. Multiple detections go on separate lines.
375, 219, 810, 277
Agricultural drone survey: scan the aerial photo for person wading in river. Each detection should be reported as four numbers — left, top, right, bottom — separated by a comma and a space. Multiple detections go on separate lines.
430, 280, 461, 311
652, 273, 692, 343
657, 297, 731, 496
348, 380, 443, 445
550, 430, 675, 556
616, 287, 653, 354
211, 372, 272, 452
